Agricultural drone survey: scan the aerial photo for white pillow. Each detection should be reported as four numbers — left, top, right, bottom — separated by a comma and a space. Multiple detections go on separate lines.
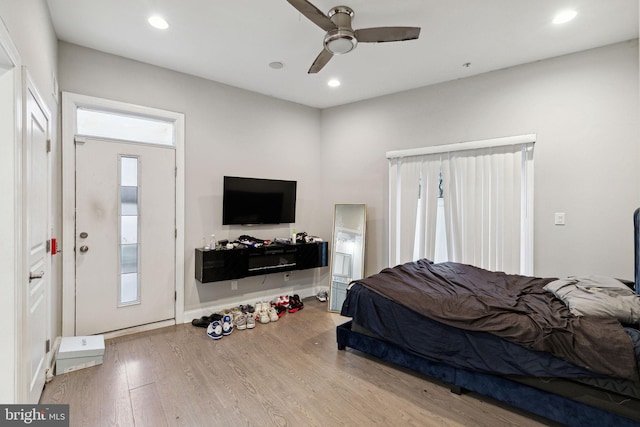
544, 275, 640, 324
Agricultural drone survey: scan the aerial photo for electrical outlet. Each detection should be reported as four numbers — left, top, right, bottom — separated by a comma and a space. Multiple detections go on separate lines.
231, 280, 238, 290
284, 272, 290, 282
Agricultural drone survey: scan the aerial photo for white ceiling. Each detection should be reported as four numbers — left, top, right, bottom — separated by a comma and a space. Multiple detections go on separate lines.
46, 0, 638, 109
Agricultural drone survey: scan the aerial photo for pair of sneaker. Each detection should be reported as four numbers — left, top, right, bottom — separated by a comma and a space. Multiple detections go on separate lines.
242, 304, 256, 329
234, 312, 256, 330
255, 301, 279, 323
231, 306, 256, 330
288, 294, 304, 313
207, 313, 234, 340
274, 295, 289, 307
316, 290, 328, 302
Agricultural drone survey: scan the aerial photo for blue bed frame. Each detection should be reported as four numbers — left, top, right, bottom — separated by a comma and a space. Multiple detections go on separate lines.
336, 209, 640, 426
336, 321, 637, 426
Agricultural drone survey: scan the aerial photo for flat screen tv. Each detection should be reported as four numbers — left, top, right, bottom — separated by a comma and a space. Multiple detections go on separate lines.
223, 176, 297, 225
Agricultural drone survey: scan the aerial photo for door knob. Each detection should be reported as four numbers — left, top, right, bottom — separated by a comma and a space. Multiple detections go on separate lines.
29, 271, 44, 283
79, 245, 89, 253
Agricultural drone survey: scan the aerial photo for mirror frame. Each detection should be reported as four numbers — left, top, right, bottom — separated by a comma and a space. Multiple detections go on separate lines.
328, 204, 366, 313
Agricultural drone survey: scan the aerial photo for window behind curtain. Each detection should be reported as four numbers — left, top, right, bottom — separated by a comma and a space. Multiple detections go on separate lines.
388, 135, 535, 275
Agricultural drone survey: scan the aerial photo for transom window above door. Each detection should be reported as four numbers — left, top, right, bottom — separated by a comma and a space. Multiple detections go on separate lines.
77, 108, 175, 146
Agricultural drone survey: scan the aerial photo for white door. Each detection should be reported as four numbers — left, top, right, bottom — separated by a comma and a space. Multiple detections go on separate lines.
75, 137, 176, 335
24, 83, 50, 403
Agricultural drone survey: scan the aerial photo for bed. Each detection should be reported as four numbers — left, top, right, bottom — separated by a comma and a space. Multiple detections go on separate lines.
336, 209, 640, 427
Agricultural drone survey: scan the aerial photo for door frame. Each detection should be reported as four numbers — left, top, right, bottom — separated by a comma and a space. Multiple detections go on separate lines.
0, 17, 24, 403
61, 92, 185, 337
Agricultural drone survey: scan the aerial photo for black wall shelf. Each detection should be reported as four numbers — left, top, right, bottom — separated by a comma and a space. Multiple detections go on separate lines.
195, 241, 328, 283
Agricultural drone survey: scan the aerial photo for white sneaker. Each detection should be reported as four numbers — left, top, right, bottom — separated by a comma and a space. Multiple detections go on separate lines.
246, 314, 256, 329
268, 307, 279, 322
259, 309, 270, 324
235, 313, 247, 330
316, 290, 328, 302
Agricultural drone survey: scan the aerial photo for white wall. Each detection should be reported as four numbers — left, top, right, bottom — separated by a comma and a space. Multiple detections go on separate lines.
321, 40, 640, 279
57, 38, 640, 314
57, 42, 327, 312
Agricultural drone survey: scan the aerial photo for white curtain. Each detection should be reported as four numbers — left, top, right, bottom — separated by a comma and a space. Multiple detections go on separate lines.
442, 143, 533, 274
388, 135, 534, 275
389, 154, 441, 266
415, 154, 441, 261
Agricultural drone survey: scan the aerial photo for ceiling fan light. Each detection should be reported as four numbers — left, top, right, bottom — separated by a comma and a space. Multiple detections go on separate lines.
326, 38, 355, 54
324, 30, 357, 55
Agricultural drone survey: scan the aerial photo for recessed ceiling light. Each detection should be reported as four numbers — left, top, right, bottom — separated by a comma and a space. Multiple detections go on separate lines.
553, 10, 577, 24
148, 15, 169, 30
269, 61, 284, 70
328, 79, 341, 88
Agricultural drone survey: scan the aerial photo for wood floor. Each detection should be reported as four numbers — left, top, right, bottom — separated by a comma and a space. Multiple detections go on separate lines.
41, 298, 555, 426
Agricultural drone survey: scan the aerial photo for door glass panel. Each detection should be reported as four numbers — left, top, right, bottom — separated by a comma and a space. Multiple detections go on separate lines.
119, 155, 140, 305
121, 156, 138, 186
121, 244, 138, 274
77, 108, 175, 146
120, 273, 138, 304
121, 187, 138, 215
121, 216, 138, 244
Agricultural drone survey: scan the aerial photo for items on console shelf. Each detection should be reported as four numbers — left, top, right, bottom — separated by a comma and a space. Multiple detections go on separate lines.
236, 232, 324, 246
236, 234, 267, 248
294, 231, 323, 244
203, 232, 324, 250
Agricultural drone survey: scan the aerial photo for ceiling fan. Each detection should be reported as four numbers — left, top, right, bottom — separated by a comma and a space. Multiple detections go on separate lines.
286, 0, 421, 73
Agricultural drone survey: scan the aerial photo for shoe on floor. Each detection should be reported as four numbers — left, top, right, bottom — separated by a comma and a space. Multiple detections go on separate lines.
246, 313, 256, 329
259, 309, 270, 324
222, 314, 234, 335
235, 313, 247, 330
316, 290, 328, 302
192, 316, 211, 328
268, 307, 279, 322
207, 320, 223, 340
275, 305, 287, 318
254, 302, 264, 314
288, 294, 304, 313
192, 313, 222, 328
275, 295, 289, 307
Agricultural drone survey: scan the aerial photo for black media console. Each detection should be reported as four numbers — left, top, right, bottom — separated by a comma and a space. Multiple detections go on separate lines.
195, 241, 328, 283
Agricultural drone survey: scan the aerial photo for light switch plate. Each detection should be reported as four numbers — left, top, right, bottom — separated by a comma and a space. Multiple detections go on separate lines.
554, 212, 566, 225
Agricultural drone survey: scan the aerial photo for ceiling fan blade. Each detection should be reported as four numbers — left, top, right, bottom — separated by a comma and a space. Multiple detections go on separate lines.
308, 49, 333, 74
286, 0, 337, 32
355, 27, 421, 43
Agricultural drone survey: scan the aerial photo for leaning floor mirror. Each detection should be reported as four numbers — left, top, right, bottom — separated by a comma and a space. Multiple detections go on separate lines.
329, 204, 366, 312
